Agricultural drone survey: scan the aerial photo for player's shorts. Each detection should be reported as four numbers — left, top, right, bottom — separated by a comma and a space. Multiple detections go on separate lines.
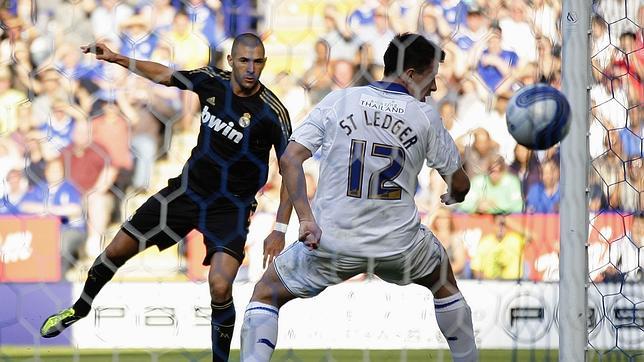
122, 184, 257, 265
273, 225, 446, 298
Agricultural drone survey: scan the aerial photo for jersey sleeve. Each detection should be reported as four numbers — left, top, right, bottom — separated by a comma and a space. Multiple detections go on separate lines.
170, 66, 224, 92
271, 102, 292, 159
289, 94, 337, 154
424, 109, 461, 176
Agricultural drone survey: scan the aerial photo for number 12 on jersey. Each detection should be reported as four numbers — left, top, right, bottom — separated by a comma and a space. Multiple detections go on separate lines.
347, 139, 406, 200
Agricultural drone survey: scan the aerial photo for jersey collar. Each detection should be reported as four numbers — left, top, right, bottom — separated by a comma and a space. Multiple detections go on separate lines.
369, 81, 410, 95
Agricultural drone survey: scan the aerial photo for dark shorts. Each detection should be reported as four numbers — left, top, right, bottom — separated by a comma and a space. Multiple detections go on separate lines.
122, 184, 257, 265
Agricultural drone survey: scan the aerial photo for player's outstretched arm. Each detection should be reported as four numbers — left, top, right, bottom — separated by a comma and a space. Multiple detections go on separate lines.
440, 167, 470, 205
80, 43, 174, 86
263, 179, 293, 267
279, 142, 321, 250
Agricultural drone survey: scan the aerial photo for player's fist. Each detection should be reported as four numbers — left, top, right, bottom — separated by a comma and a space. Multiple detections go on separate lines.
298, 220, 321, 251
80, 43, 117, 62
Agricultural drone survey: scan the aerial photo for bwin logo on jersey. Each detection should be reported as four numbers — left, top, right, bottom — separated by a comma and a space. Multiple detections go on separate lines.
201, 106, 243, 143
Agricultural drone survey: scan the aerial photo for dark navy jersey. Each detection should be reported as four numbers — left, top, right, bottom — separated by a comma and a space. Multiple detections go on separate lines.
170, 66, 292, 199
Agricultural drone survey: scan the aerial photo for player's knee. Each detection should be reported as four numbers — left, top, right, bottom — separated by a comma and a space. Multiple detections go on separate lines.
250, 280, 276, 305
103, 231, 141, 265
209, 277, 233, 302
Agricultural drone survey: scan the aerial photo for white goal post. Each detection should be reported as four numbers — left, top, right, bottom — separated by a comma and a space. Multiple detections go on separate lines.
560, 0, 591, 360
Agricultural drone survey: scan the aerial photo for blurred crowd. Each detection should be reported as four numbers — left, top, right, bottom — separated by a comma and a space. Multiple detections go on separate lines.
0, 0, 641, 282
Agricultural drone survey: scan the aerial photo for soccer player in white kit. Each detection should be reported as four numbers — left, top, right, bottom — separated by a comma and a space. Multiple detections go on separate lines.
240, 33, 478, 361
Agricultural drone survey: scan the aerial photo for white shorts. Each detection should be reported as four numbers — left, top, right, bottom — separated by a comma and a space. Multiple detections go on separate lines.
273, 226, 446, 298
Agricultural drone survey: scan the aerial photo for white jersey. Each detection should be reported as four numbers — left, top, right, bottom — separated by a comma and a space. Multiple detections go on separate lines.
291, 83, 461, 257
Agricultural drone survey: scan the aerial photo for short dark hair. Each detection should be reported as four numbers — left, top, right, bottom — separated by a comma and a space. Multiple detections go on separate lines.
383, 33, 445, 77
232, 33, 265, 55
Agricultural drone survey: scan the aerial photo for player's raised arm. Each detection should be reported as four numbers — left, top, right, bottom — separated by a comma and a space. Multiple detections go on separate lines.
80, 43, 174, 86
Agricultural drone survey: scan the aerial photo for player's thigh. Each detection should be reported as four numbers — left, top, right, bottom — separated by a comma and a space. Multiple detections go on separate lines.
375, 226, 445, 286
252, 263, 298, 308
121, 185, 196, 253
273, 242, 366, 299
198, 198, 256, 266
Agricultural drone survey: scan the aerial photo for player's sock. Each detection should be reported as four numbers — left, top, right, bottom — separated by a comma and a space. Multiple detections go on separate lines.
434, 292, 478, 362
240, 301, 279, 362
211, 298, 235, 362
72, 252, 122, 317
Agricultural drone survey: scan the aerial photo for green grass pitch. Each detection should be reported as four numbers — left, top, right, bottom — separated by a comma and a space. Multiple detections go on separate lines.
0, 348, 561, 362
2, 348, 642, 361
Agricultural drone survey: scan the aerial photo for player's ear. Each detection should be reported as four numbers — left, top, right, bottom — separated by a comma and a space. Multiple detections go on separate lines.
227, 54, 233, 67
404, 68, 415, 81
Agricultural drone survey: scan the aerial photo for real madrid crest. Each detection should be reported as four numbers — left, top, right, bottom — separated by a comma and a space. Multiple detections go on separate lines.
238, 112, 251, 128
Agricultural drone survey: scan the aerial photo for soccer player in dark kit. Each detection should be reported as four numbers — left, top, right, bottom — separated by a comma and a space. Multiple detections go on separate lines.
40, 33, 293, 362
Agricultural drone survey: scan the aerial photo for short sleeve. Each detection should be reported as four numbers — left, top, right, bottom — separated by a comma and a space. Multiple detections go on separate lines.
290, 106, 329, 155
170, 66, 224, 92
424, 111, 461, 176
270, 102, 292, 159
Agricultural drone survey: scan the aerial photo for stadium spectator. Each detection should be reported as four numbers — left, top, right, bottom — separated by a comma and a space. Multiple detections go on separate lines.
0, 66, 27, 135
321, 4, 364, 63
416, 5, 448, 45
331, 59, 356, 90
530, 0, 560, 43
618, 105, 642, 160
90, 0, 134, 43
463, 128, 500, 177
21, 157, 86, 275
476, 26, 519, 92
360, 6, 395, 70
607, 213, 643, 283
90, 98, 134, 191
138, 0, 177, 33
36, 98, 84, 159
453, 5, 489, 54
458, 155, 524, 214
60, 120, 115, 258
300, 39, 333, 105
590, 132, 626, 210
535, 36, 561, 85
509, 144, 541, 198
119, 15, 158, 61
498, 0, 536, 64
590, 16, 613, 79
525, 159, 560, 213
0, 167, 32, 215
617, 158, 642, 213
30, 69, 69, 125
428, 207, 469, 279
165, 10, 210, 69
470, 214, 527, 279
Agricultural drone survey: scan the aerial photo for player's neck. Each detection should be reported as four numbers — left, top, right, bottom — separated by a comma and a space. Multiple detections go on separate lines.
231, 79, 261, 97
376, 77, 410, 94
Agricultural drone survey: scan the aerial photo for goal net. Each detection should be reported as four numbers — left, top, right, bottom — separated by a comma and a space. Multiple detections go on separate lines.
0, 0, 641, 361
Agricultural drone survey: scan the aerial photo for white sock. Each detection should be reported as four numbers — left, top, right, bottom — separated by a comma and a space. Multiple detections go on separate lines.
240, 302, 279, 362
434, 292, 478, 362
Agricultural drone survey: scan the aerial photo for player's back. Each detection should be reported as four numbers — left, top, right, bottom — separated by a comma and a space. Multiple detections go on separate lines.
295, 82, 460, 257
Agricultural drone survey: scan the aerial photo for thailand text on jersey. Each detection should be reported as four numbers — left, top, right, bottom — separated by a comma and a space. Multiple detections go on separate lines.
170, 66, 292, 199
290, 82, 461, 257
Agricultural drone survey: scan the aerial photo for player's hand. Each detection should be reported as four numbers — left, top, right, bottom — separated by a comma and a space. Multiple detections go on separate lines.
440, 192, 459, 205
263, 230, 286, 268
80, 43, 117, 63
298, 220, 321, 251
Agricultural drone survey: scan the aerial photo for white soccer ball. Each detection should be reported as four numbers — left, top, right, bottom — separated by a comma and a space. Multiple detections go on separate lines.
506, 83, 572, 150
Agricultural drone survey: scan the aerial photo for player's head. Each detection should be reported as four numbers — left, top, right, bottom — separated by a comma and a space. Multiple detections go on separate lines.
228, 33, 266, 96
382, 33, 444, 100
